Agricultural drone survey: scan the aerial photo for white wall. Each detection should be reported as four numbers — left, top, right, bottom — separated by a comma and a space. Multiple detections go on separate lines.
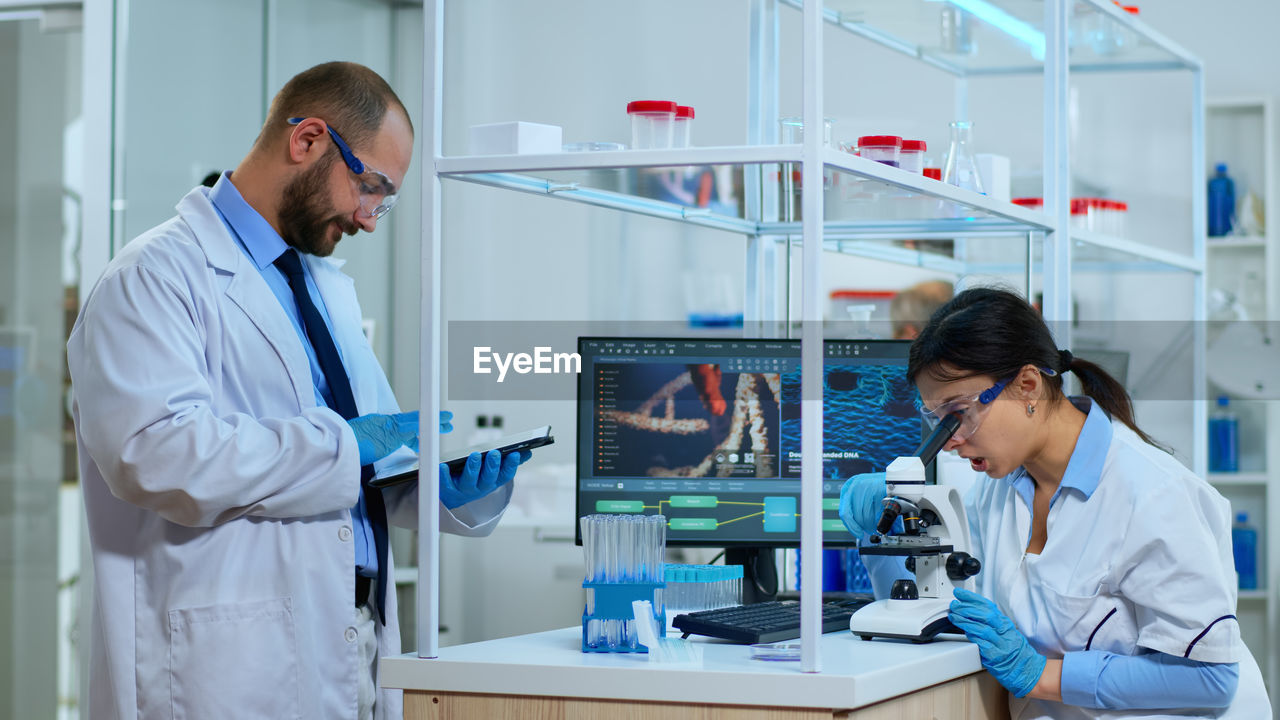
117, 1, 265, 245
116, 0, 405, 371
1141, 2, 1280, 101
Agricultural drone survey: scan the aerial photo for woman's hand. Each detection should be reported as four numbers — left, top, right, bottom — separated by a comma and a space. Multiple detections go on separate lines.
949, 587, 1048, 698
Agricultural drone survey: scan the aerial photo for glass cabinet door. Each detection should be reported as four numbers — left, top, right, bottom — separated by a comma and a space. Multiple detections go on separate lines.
0, 14, 83, 720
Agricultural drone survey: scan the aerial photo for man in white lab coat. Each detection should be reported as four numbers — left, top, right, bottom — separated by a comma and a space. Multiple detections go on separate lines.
67, 62, 521, 720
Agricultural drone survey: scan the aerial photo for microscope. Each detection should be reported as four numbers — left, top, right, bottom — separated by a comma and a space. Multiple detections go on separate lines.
848, 413, 982, 643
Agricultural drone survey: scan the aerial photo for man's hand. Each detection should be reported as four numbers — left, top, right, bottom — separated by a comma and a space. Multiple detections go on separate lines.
439, 449, 531, 509
348, 412, 419, 465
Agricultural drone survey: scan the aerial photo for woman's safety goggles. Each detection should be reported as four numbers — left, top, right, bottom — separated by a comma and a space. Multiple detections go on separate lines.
919, 377, 1009, 442
289, 117, 400, 220
918, 368, 1058, 441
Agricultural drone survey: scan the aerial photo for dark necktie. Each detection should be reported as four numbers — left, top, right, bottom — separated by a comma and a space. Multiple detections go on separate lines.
274, 248, 389, 624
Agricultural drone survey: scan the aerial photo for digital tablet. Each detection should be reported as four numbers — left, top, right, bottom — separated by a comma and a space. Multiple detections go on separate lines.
368, 425, 554, 489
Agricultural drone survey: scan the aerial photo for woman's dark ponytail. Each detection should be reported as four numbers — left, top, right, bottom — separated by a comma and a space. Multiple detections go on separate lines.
909, 286, 1163, 450
1061, 355, 1163, 448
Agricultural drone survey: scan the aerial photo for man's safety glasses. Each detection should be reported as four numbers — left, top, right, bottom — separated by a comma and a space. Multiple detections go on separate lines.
288, 117, 399, 220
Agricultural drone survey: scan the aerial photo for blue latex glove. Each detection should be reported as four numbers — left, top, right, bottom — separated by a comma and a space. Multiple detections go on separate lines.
838, 472, 888, 540
438, 410, 453, 435
949, 587, 1047, 698
348, 411, 420, 465
439, 448, 532, 509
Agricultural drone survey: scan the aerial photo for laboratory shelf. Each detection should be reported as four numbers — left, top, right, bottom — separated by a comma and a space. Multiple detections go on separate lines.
1207, 236, 1268, 250
436, 145, 1053, 239
1209, 472, 1270, 487
790, 0, 1199, 77
1240, 591, 1269, 602
821, 148, 1053, 228
819, 238, 969, 274
436, 145, 796, 175
1064, 230, 1203, 274
443, 170, 758, 235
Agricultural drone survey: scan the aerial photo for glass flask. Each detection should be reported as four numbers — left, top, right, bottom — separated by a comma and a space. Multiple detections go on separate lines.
942, 121, 985, 194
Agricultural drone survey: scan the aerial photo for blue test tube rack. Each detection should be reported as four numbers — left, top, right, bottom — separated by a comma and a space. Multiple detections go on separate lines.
581, 580, 665, 653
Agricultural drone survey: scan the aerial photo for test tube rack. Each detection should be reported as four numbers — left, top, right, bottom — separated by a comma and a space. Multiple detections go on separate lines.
581, 580, 666, 653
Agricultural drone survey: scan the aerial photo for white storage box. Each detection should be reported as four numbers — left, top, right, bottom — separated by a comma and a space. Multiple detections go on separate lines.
468, 121, 563, 155
975, 153, 1011, 201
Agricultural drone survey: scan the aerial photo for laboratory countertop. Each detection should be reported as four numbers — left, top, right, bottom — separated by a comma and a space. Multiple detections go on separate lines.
381, 626, 983, 710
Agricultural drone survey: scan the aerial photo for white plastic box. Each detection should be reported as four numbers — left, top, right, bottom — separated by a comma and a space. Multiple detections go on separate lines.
468, 121, 563, 155
974, 153, 1011, 201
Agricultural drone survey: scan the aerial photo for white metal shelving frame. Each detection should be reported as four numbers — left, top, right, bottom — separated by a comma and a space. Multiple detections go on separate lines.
416, 0, 1207, 678
1205, 95, 1279, 706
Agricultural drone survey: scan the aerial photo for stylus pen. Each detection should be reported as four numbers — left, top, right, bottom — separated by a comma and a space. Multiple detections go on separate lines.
913, 413, 962, 467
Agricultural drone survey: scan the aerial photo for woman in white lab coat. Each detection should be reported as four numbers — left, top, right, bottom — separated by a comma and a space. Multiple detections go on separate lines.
840, 287, 1270, 719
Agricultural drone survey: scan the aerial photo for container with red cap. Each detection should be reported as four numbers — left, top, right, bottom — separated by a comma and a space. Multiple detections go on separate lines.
1012, 197, 1044, 213
673, 105, 695, 148
1084, 198, 1103, 233
829, 289, 895, 332
1079, 198, 1123, 235
923, 168, 942, 181
627, 100, 678, 150
1112, 200, 1129, 237
1092, 198, 1129, 236
857, 135, 903, 167
900, 140, 927, 174
1069, 198, 1090, 231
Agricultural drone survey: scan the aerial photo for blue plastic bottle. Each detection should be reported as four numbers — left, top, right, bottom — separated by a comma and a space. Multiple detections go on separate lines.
1208, 163, 1236, 237
1232, 512, 1258, 591
1208, 395, 1239, 473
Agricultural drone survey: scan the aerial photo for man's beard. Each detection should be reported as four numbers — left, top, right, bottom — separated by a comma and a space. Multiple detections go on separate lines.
278, 156, 359, 257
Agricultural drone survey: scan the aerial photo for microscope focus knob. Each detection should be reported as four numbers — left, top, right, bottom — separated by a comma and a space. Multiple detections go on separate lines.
890, 579, 919, 600
946, 552, 982, 581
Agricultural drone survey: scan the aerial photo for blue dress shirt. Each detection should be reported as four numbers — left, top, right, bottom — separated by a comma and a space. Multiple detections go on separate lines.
207, 172, 378, 579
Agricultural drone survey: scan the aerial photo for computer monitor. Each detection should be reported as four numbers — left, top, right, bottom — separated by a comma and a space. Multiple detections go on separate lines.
575, 337, 923, 556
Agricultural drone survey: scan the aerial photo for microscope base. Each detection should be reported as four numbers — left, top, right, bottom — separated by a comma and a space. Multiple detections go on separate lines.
848, 598, 961, 644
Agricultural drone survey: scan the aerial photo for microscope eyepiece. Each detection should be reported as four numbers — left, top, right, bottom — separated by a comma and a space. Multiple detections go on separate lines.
914, 412, 962, 466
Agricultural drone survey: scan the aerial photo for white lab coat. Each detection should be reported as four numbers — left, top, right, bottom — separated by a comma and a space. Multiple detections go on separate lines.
68, 187, 511, 720
966, 399, 1270, 720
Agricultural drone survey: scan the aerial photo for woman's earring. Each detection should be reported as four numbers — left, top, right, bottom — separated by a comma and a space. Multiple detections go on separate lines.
1026, 403, 1036, 417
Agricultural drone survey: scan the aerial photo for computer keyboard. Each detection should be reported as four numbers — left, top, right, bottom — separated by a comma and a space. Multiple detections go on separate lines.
672, 597, 873, 645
